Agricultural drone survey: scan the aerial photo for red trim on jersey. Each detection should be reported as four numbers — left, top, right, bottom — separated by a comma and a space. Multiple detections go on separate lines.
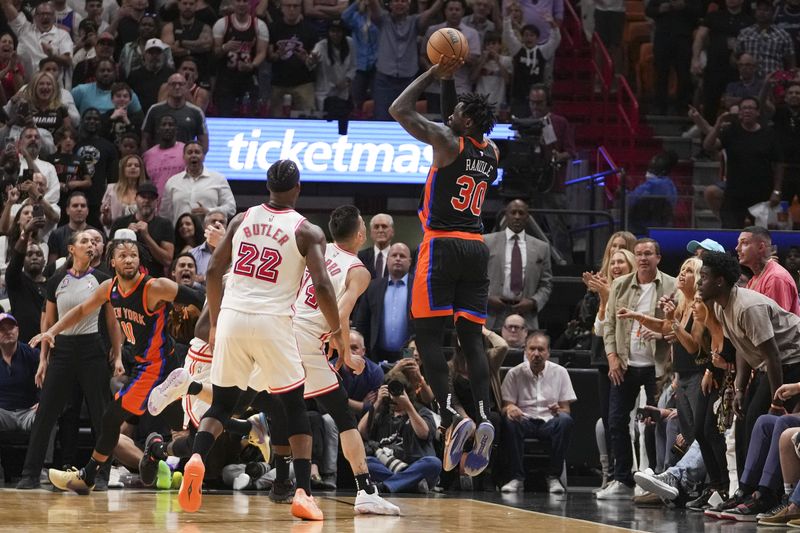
458, 137, 464, 153
333, 243, 357, 257
188, 344, 213, 363
348, 263, 367, 272
293, 216, 307, 232
304, 381, 340, 399
270, 376, 306, 394
116, 273, 145, 298
454, 310, 486, 325
261, 204, 294, 214
467, 136, 488, 149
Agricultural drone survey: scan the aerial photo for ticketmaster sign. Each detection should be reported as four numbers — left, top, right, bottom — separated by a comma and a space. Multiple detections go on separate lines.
206, 118, 514, 184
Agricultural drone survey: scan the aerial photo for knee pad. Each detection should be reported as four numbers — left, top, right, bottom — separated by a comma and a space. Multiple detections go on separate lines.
316, 385, 357, 433
277, 387, 311, 437
203, 385, 242, 423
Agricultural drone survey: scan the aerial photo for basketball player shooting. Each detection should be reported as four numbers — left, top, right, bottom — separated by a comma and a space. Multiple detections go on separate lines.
389, 56, 499, 477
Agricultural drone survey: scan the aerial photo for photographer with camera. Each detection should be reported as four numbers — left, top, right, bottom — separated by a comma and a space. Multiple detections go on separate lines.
358, 372, 442, 493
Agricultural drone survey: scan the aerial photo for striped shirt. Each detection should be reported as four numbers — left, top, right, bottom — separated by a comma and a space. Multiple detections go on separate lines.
736, 24, 795, 78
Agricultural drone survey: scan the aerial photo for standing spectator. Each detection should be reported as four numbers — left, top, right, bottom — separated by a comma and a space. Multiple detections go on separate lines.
72, 30, 114, 87
0, 313, 40, 433
505, 17, 560, 116
774, 0, 800, 58
1, 0, 73, 86
354, 242, 414, 362
596, 238, 676, 499
46, 190, 93, 263
52, 0, 82, 40
71, 59, 144, 115
516, 0, 562, 44
16, 126, 60, 207
736, 0, 796, 79
463, 0, 497, 44
212, 0, 269, 117
594, 0, 624, 85
341, 0, 379, 113
470, 31, 511, 109
142, 115, 186, 196
771, 81, 800, 204
99, 154, 147, 227
308, 20, 356, 118
156, 56, 211, 113
47, 126, 89, 223
5, 220, 48, 343
645, 0, 702, 115
722, 53, 764, 110
485, 199, 552, 331
368, 0, 442, 120
0, 33, 25, 107
75, 107, 118, 229
161, 0, 213, 83
109, 182, 175, 276
267, 0, 318, 115
421, 0, 481, 112
159, 141, 236, 224
118, 14, 175, 78
189, 209, 227, 282
357, 212, 393, 278
692, 0, 754, 122
109, 0, 148, 59
99, 82, 144, 147
702, 97, 783, 228
500, 331, 576, 493
127, 39, 175, 114
736, 226, 800, 314
141, 73, 208, 152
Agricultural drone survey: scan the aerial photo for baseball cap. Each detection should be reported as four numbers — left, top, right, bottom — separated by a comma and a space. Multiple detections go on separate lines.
113, 228, 138, 241
137, 182, 159, 197
98, 32, 115, 43
0, 313, 17, 325
145, 38, 167, 52
686, 239, 725, 254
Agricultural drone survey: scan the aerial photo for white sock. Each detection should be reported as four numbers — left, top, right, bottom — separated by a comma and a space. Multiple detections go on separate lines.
786, 483, 795, 496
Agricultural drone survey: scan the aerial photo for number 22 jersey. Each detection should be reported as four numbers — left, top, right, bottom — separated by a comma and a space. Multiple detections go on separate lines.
222, 204, 307, 316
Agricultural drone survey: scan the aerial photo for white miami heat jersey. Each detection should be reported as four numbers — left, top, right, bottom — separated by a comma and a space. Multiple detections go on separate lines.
222, 204, 307, 316
294, 243, 366, 338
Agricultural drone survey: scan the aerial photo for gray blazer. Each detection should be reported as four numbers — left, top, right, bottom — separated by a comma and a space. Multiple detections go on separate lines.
484, 230, 553, 331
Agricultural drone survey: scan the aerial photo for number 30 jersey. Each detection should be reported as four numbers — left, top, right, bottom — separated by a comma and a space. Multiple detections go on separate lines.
418, 136, 499, 234
222, 204, 307, 316
293, 243, 365, 339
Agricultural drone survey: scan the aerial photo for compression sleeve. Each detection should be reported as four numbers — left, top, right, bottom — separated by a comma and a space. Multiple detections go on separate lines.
441, 79, 457, 122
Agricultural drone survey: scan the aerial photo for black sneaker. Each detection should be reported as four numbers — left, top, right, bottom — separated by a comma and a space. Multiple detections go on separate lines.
686, 487, 716, 512
139, 433, 165, 487
245, 462, 267, 481
269, 479, 295, 504
721, 494, 777, 522
15, 476, 40, 490
704, 489, 748, 519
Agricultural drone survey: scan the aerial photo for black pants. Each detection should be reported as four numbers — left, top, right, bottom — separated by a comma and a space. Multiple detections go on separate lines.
721, 195, 757, 229
21, 334, 111, 478
675, 371, 703, 443
695, 382, 728, 486
609, 366, 658, 484
703, 67, 737, 123
653, 37, 691, 113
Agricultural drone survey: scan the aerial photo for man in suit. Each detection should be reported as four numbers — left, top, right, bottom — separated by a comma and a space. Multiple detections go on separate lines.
358, 213, 394, 279
355, 243, 413, 363
485, 199, 553, 331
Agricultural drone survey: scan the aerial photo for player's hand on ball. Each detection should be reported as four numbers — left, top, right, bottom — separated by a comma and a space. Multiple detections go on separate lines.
431, 55, 463, 79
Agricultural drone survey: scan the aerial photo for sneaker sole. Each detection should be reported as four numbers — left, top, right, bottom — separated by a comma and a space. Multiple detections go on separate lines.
443, 418, 475, 472
354, 497, 401, 516
178, 456, 205, 512
720, 511, 758, 522
148, 368, 190, 416
633, 472, 679, 501
291, 491, 324, 521
463, 422, 494, 477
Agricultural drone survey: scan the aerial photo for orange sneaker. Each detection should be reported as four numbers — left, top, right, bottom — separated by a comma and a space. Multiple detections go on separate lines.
291, 488, 324, 521
178, 453, 205, 513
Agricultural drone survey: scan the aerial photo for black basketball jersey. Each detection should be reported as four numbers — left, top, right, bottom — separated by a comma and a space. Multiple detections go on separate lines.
418, 136, 499, 233
108, 274, 173, 361
220, 15, 257, 74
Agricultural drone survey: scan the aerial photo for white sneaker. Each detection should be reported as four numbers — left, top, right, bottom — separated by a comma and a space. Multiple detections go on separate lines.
501, 479, 524, 493
547, 477, 565, 494
247, 412, 271, 463
595, 480, 635, 500
354, 489, 402, 515
148, 368, 190, 415
233, 473, 251, 490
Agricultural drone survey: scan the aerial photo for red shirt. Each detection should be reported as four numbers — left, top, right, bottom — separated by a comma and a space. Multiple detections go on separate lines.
0, 60, 24, 100
746, 259, 800, 316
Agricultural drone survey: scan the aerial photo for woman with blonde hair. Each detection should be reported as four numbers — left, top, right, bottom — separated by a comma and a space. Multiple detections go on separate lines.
598, 231, 637, 281
17, 71, 71, 134
100, 155, 148, 227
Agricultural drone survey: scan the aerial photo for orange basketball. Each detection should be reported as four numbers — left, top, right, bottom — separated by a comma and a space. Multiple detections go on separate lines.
426, 28, 469, 65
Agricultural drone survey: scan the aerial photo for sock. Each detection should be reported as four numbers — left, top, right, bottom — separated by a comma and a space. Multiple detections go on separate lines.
275, 454, 291, 483
355, 473, 377, 494
224, 418, 252, 438
188, 381, 203, 395
294, 458, 312, 495
786, 483, 795, 496
739, 482, 755, 495
192, 430, 216, 462
82, 457, 103, 485
170, 434, 194, 458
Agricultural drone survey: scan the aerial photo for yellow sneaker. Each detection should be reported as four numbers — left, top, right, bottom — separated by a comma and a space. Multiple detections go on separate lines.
49, 467, 93, 495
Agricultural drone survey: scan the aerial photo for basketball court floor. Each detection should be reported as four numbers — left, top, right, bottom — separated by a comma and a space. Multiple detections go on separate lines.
0, 487, 742, 533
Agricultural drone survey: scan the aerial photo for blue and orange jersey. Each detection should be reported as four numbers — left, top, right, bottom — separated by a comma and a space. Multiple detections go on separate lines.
418, 136, 499, 234
108, 273, 174, 363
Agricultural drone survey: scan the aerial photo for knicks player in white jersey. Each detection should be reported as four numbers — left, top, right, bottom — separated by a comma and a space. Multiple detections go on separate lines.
260, 205, 400, 515
178, 160, 354, 521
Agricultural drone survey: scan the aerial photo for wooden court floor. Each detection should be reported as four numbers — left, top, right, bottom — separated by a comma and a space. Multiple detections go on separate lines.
0, 489, 645, 533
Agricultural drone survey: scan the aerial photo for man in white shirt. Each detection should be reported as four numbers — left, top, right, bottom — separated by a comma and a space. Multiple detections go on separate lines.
16, 127, 60, 208
160, 141, 236, 224
358, 213, 394, 279
1, 0, 73, 85
500, 331, 576, 494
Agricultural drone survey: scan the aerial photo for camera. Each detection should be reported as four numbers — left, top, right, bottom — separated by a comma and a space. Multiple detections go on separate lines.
387, 379, 405, 397
498, 118, 555, 196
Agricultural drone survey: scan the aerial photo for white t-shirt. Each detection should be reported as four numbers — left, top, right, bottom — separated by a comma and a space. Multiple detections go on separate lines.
475, 55, 512, 106
501, 360, 577, 422
628, 281, 656, 367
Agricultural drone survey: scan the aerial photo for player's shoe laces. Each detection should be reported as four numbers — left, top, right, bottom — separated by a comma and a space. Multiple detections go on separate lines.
462, 420, 494, 477
291, 488, 324, 521
247, 412, 271, 463
49, 467, 93, 495
148, 367, 190, 416
139, 432, 165, 486
354, 488, 402, 515
178, 453, 205, 512
443, 415, 475, 471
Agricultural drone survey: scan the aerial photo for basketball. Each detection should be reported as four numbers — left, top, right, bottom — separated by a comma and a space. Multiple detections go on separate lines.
426, 28, 469, 65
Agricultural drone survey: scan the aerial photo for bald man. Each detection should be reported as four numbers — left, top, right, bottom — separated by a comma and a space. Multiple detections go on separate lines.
141, 72, 209, 152
358, 213, 395, 279
355, 242, 414, 362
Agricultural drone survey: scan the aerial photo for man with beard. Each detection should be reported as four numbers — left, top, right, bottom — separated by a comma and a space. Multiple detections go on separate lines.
161, 0, 213, 83
109, 182, 175, 276
76, 107, 118, 229
142, 114, 186, 196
